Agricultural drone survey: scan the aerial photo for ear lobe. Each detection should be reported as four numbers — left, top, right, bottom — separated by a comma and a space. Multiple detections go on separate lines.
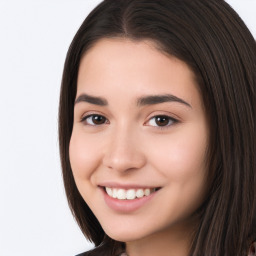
248, 241, 256, 256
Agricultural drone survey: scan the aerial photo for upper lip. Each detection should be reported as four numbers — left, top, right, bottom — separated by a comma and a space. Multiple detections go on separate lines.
98, 182, 160, 190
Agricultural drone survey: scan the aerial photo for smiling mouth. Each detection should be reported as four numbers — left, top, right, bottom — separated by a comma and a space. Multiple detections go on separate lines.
104, 187, 160, 200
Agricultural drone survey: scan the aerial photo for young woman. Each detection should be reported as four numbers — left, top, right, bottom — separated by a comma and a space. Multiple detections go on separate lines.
59, 0, 256, 255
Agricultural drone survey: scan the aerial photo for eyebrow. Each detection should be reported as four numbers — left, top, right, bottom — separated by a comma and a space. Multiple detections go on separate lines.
74, 93, 191, 108
137, 94, 192, 108
75, 94, 108, 106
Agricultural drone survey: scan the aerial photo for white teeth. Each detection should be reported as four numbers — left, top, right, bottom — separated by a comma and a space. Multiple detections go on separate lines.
144, 188, 150, 196
113, 188, 118, 198
136, 189, 144, 198
116, 189, 126, 200
105, 187, 156, 200
126, 189, 136, 200
106, 187, 113, 197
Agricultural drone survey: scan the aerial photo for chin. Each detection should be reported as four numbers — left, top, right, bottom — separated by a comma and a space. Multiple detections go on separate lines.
104, 227, 147, 243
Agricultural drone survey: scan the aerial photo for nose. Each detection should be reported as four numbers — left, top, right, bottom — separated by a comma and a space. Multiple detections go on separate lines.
102, 126, 146, 173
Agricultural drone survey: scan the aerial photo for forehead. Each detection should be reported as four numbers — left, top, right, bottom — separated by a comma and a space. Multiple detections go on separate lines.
78, 38, 192, 78
77, 38, 202, 109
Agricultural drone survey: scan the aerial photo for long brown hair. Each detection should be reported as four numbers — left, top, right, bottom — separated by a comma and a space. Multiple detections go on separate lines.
59, 0, 256, 255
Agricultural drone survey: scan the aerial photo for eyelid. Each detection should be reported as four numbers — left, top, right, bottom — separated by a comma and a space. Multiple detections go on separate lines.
80, 110, 107, 120
80, 112, 109, 125
79, 111, 179, 128
144, 113, 179, 129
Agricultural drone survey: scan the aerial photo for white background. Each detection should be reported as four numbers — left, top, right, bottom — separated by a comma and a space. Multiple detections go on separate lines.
0, 1, 255, 256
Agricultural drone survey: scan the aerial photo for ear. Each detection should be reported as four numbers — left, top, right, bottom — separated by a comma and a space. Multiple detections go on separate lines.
248, 241, 256, 256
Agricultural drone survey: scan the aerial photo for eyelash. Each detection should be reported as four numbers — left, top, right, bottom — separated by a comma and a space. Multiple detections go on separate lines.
80, 114, 109, 126
80, 114, 178, 129
146, 115, 178, 129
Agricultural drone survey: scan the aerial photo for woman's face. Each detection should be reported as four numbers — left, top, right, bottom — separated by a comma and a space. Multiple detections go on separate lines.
69, 38, 208, 243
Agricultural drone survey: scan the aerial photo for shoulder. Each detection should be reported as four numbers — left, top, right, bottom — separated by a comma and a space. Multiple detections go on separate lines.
75, 252, 127, 256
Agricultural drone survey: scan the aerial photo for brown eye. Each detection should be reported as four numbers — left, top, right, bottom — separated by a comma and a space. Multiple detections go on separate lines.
155, 116, 170, 126
82, 114, 107, 125
148, 115, 176, 127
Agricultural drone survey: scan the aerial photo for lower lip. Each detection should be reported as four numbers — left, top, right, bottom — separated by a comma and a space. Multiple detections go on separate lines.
102, 188, 158, 213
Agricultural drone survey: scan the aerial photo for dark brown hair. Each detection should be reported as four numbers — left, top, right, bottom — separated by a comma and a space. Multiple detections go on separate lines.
59, 0, 256, 255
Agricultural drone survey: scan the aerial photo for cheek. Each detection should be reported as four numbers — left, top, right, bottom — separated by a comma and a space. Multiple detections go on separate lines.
148, 125, 208, 182
147, 128, 208, 219
69, 130, 105, 213
69, 130, 101, 180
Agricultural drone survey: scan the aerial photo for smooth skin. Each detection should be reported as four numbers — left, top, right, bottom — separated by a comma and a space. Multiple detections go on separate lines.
69, 38, 209, 256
